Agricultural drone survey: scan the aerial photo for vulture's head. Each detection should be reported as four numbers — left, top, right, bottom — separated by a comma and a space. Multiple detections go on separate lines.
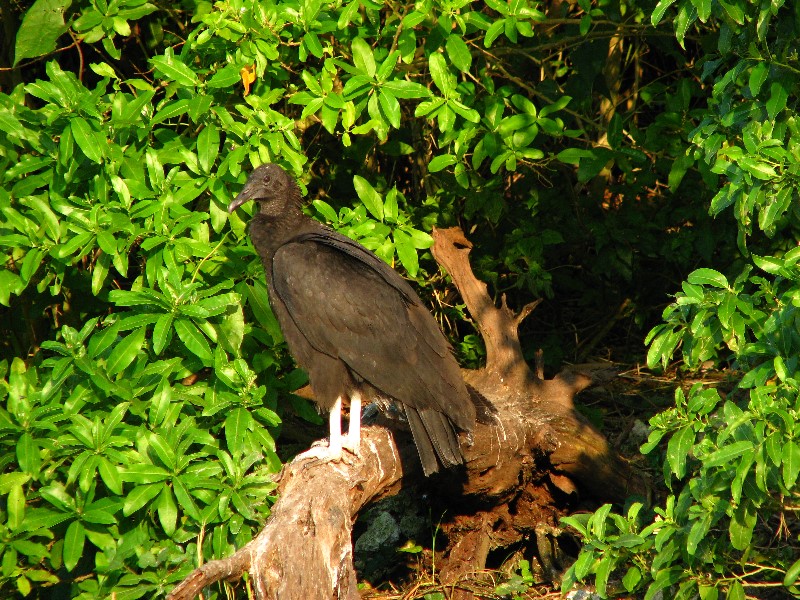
227, 163, 297, 213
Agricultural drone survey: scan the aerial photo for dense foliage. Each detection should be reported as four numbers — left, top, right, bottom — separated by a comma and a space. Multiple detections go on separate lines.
561, 0, 800, 598
0, 0, 797, 598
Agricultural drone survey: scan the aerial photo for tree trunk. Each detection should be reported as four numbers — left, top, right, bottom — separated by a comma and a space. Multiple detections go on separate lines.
167, 227, 646, 600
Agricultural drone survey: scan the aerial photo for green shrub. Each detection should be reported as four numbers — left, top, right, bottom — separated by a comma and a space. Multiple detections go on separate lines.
2, 0, 796, 597
563, 0, 800, 597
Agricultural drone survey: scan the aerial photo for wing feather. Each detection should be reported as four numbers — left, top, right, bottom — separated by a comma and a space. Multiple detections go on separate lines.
271, 231, 474, 431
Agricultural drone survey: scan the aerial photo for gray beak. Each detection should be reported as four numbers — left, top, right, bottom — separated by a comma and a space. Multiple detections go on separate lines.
227, 181, 256, 213
227, 193, 249, 213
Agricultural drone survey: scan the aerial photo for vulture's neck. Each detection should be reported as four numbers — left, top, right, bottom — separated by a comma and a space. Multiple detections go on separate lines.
248, 187, 322, 267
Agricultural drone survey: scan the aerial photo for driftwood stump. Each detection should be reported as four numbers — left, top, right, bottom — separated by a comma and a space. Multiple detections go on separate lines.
168, 227, 646, 600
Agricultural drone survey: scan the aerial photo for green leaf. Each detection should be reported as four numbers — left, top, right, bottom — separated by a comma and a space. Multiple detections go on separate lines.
428, 52, 453, 95
351, 37, 376, 78
429, 154, 457, 172
157, 485, 178, 535
150, 53, 198, 87
151, 99, 190, 125
729, 500, 756, 551
91, 252, 111, 296
539, 95, 571, 117
748, 62, 769, 96
687, 268, 728, 288
313, 200, 338, 222
726, 581, 745, 600
123, 482, 162, 515
782, 441, 800, 490
106, 327, 146, 377
98, 457, 123, 495
378, 90, 401, 128
703, 440, 753, 468
0, 107, 27, 139
556, 148, 594, 164
674, 2, 697, 49
666, 426, 694, 478
13, 0, 70, 66
225, 408, 254, 455
207, 64, 241, 88
382, 80, 430, 99
152, 312, 174, 355
687, 512, 712, 555
70, 117, 104, 164
784, 557, 800, 586
394, 229, 419, 277
646, 327, 682, 370
717, 0, 744, 24
63, 520, 85, 571
0, 472, 31, 495
197, 124, 220, 174
337, 0, 359, 28
752, 254, 784, 275
622, 566, 642, 592
579, 13, 591, 35
149, 434, 177, 472
595, 555, 615, 597
7, 484, 26, 530
766, 81, 788, 121
353, 175, 384, 221
174, 318, 212, 362
303, 31, 323, 58
172, 477, 201, 521
445, 35, 472, 72
485, 19, 505, 47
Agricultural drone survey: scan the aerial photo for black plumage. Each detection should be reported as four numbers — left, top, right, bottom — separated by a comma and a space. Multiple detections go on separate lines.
228, 164, 475, 475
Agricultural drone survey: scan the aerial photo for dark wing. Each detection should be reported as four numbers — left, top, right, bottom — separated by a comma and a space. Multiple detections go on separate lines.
271, 230, 475, 433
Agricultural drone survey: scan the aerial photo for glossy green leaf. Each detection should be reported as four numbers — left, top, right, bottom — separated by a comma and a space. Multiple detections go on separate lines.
428, 52, 453, 95
353, 175, 384, 221
13, 0, 70, 65
666, 426, 694, 478
123, 482, 162, 515
766, 81, 788, 121
157, 485, 178, 535
748, 62, 769, 96
687, 268, 728, 288
7, 484, 26, 530
782, 441, 800, 490
198, 124, 220, 174
225, 408, 254, 455
729, 499, 756, 551
429, 154, 457, 172
784, 557, 800, 586
173, 318, 212, 362
378, 90, 401, 128
351, 38, 375, 78
70, 117, 104, 164
63, 520, 86, 571
152, 312, 174, 355
393, 229, 419, 277
445, 35, 472, 72
150, 54, 198, 86
106, 327, 146, 377
97, 457, 123, 495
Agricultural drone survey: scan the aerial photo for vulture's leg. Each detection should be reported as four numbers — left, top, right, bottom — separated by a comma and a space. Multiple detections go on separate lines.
343, 391, 362, 453
295, 396, 344, 462
326, 395, 343, 458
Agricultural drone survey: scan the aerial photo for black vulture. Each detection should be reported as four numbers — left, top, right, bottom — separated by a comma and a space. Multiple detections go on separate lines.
228, 163, 476, 475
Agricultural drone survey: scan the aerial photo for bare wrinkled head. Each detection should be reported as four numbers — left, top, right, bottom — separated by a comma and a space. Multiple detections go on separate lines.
227, 163, 295, 213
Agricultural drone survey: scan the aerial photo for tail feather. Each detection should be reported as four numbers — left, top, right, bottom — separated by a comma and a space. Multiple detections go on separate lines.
405, 406, 464, 476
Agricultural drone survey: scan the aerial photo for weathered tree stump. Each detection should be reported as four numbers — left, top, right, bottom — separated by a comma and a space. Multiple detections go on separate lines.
167, 227, 646, 600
